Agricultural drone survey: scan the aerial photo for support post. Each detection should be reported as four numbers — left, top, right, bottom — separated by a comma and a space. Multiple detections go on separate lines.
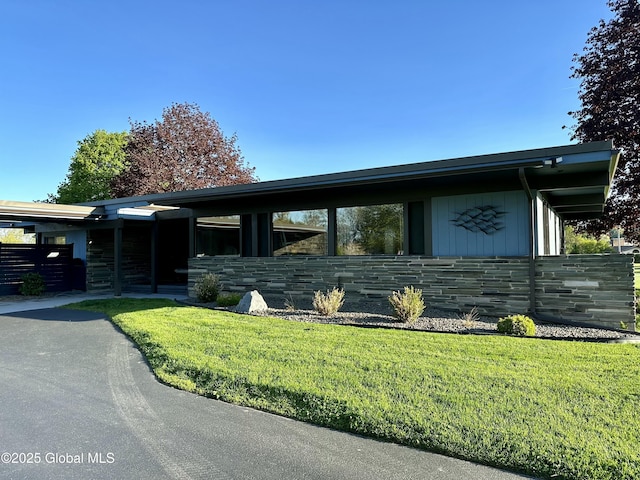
150, 222, 158, 294
188, 216, 196, 259
519, 168, 537, 316
424, 198, 432, 256
251, 214, 259, 257
327, 208, 337, 256
114, 221, 123, 297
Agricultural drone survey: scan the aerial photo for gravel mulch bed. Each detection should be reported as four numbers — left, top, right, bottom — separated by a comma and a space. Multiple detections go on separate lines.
245, 296, 640, 343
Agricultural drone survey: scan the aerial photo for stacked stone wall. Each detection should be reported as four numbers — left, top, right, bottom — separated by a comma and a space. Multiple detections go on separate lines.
189, 256, 530, 317
86, 227, 152, 292
535, 255, 635, 329
189, 254, 636, 330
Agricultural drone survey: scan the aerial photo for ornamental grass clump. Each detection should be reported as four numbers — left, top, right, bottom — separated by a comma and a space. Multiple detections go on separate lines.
193, 273, 220, 303
388, 286, 425, 324
312, 287, 345, 316
460, 306, 480, 329
497, 314, 536, 337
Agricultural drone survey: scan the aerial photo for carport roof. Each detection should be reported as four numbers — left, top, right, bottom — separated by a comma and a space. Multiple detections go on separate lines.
0, 200, 104, 224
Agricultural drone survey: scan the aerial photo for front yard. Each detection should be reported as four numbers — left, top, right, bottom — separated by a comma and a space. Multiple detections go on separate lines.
70, 298, 640, 480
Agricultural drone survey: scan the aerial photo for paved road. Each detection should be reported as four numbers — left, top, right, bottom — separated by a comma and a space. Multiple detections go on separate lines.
0, 308, 537, 480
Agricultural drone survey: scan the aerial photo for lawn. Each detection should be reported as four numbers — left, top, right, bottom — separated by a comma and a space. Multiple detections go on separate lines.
69, 298, 640, 480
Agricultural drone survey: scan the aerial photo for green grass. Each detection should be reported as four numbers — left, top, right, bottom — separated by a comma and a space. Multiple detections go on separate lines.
69, 298, 640, 480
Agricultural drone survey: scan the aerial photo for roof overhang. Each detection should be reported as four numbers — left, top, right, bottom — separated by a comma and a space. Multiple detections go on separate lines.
116, 204, 180, 221
1, 140, 619, 226
0, 200, 104, 225
111, 140, 617, 221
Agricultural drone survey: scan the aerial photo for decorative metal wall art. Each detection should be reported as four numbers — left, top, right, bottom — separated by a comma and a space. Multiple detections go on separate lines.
451, 205, 505, 235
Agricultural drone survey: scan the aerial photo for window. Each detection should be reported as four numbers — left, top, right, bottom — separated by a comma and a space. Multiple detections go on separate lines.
196, 216, 240, 256
43, 235, 66, 245
337, 204, 403, 255
272, 210, 327, 256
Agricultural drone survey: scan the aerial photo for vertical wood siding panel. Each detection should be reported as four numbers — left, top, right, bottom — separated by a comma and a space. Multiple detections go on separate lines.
432, 191, 528, 256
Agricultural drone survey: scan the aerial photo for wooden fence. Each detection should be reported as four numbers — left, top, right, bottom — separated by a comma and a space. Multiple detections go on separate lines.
0, 243, 76, 295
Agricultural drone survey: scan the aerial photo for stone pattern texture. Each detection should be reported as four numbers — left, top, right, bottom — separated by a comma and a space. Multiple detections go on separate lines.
189, 256, 530, 317
86, 229, 114, 292
535, 254, 636, 329
86, 227, 151, 292
189, 254, 636, 330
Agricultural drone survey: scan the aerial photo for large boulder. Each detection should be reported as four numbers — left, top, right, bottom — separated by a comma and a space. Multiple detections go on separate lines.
235, 290, 268, 314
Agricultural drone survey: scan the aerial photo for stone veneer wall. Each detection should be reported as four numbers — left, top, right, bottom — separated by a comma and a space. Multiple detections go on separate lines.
86, 229, 114, 292
189, 256, 531, 317
189, 254, 636, 330
86, 227, 152, 292
535, 255, 636, 329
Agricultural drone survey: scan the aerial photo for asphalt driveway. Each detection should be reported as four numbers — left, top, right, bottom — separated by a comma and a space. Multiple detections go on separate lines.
0, 307, 537, 480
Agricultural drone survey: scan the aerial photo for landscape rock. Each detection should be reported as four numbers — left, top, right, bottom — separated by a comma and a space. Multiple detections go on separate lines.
235, 290, 268, 314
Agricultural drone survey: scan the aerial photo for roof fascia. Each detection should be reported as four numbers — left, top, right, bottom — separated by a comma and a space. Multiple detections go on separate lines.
80, 141, 615, 208
0, 200, 104, 221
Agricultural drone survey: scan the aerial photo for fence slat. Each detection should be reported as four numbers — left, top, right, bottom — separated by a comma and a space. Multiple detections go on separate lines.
0, 244, 74, 295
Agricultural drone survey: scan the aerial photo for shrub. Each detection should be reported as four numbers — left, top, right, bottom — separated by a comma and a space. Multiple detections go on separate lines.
460, 306, 480, 328
388, 286, 425, 324
216, 293, 242, 307
313, 287, 345, 316
193, 273, 220, 303
20, 272, 45, 296
284, 294, 297, 311
497, 314, 536, 337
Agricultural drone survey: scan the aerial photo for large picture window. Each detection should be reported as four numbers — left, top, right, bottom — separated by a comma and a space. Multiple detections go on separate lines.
337, 204, 403, 255
196, 216, 240, 256
272, 210, 327, 256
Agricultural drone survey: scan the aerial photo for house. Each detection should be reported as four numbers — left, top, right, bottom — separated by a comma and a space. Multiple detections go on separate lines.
611, 235, 640, 255
0, 140, 635, 329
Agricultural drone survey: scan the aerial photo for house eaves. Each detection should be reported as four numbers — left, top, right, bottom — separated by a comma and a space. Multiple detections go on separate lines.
137, 141, 618, 220
39, 140, 616, 222
0, 200, 104, 224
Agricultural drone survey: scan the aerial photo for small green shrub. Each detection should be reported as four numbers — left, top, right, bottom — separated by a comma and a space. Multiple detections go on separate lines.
388, 286, 425, 324
216, 293, 242, 307
20, 272, 45, 296
313, 287, 345, 316
193, 273, 220, 303
497, 314, 536, 337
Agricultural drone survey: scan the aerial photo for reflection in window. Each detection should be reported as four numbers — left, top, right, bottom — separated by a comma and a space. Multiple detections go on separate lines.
196, 216, 240, 256
43, 235, 66, 245
337, 204, 403, 255
273, 210, 327, 256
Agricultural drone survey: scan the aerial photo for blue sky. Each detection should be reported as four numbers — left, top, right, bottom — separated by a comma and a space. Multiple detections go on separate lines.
0, 0, 612, 202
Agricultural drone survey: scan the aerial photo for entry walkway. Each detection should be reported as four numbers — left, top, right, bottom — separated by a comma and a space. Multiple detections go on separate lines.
0, 302, 538, 479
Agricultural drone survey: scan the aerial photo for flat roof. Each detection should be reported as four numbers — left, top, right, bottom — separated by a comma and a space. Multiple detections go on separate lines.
0, 140, 619, 224
0, 200, 103, 224
113, 140, 618, 220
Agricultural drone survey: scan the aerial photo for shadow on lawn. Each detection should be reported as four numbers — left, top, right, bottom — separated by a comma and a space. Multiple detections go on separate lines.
65, 297, 184, 317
